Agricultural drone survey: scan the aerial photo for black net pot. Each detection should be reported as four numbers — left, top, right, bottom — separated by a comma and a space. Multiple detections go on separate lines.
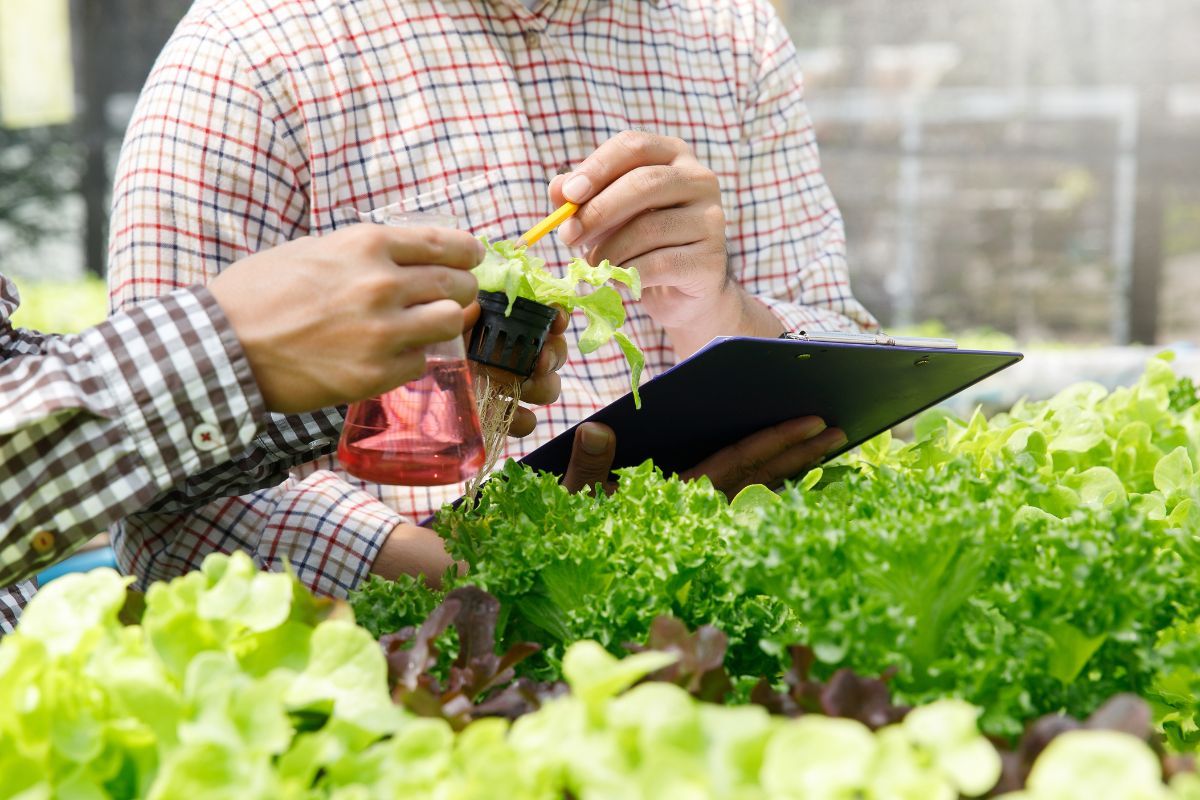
467, 290, 558, 378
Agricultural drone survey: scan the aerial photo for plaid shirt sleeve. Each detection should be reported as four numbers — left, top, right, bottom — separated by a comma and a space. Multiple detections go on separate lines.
111, 408, 404, 600
0, 580, 37, 635
0, 274, 263, 596
107, 12, 403, 599
730, 2, 879, 336
114, 468, 403, 600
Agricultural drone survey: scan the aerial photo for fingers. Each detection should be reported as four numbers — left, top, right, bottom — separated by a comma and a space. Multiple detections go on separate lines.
562, 422, 617, 494
485, 325, 566, 439
479, 363, 562, 401
473, 336, 565, 396
554, 131, 691, 206
559, 163, 707, 248
463, 300, 481, 332
538, 329, 569, 374
393, 298, 469, 350
549, 307, 570, 336
681, 417, 847, 497
750, 426, 846, 489
470, 324, 568, 399
376, 348, 429, 393
589, 206, 715, 272
614, 238, 728, 293
520, 370, 561, 406
548, 172, 568, 203
508, 406, 537, 438
391, 265, 479, 309
372, 224, 485, 270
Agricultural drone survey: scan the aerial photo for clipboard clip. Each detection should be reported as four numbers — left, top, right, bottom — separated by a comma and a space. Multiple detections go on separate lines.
781, 330, 959, 350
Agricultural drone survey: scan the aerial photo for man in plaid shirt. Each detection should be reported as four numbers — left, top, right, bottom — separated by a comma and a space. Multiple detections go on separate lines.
0, 224, 506, 633
108, 0, 877, 599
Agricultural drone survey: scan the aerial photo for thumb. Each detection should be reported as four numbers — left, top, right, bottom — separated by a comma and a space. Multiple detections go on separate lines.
562, 422, 616, 494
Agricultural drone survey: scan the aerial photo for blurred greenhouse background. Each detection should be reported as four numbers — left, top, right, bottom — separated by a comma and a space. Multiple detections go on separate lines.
2, 0, 1199, 349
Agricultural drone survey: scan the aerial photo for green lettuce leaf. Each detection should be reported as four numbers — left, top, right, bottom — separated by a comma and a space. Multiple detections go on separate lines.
473, 237, 645, 407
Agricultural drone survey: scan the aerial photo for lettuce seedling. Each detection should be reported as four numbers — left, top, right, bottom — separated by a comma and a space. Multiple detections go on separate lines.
473, 238, 645, 407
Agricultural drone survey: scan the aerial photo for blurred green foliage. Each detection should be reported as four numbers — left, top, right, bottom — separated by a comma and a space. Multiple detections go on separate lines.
9, 277, 107, 334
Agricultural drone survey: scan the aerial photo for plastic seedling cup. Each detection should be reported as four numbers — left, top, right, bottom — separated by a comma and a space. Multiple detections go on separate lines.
467, 291, 558, 378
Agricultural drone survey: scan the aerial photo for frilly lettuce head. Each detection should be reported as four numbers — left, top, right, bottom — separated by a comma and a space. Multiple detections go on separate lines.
473, 237, 645, 408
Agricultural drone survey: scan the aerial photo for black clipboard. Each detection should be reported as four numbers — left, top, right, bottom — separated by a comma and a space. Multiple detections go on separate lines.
518, 333, 1023, 478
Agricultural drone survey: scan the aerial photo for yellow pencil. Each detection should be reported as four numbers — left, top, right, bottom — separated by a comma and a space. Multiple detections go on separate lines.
517, 201, 579, 247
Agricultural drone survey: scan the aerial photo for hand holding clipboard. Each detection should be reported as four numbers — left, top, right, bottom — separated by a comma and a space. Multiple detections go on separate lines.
521, 332, 1023, 494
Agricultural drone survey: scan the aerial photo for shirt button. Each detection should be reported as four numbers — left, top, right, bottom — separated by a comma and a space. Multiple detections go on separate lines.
191, 423, 223, 452
524, 30, 540, 48
32, 530, 56, 554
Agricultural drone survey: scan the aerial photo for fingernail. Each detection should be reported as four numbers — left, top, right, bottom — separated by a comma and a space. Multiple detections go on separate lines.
825, 429, 849, 449
801, 420, 828, 440
562, 173, 592, 203
559, 218, 583, 245
580, 423, 611, 455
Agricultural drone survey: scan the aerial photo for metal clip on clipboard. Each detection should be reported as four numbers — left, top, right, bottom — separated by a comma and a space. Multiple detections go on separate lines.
781, 330, 959, 350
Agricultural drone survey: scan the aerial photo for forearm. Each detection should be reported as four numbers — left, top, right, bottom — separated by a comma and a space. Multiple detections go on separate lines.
369, 523, 455, 587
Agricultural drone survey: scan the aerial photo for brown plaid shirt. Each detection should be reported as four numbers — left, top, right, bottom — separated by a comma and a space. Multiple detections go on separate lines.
0, 275, 268, 632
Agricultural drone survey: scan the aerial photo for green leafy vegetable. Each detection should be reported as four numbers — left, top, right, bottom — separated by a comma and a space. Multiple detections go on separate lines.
4, 553, 1197, 798
0, 553, 402, 799
729, 455, 1200, 738
473, 237, 645, 406
424, 460, 795, 683
996, 730, 1173, 800
353, 358, 1200, 743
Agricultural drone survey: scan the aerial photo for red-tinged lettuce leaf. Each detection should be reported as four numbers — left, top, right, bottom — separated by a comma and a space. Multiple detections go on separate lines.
381, 587, 554, 729
750, 645, 910, 730
625, 616, 733, 703
987, 694, 1180, 796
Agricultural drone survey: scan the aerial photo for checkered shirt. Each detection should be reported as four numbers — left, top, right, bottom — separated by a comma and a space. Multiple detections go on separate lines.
0, 275, 265, 633
108, 0, 878, 600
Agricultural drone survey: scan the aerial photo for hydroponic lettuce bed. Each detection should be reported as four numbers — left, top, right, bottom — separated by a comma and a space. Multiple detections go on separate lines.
7, 356, 1200, 799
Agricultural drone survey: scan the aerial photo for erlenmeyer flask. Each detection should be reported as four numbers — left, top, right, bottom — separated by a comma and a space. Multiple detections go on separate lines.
336, 211, 485, 486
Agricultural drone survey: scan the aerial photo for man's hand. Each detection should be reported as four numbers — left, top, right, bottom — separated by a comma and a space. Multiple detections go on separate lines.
210, 224, 482, 414
561, 417, 846, 498
465, 308, 570, 438
551, 130, 783, 357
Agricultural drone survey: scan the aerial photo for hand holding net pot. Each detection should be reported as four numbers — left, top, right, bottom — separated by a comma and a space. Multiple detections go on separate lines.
464, 299, 569, 440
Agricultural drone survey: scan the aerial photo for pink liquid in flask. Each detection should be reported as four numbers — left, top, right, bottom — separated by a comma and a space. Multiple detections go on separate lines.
338, 356, 485, 486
